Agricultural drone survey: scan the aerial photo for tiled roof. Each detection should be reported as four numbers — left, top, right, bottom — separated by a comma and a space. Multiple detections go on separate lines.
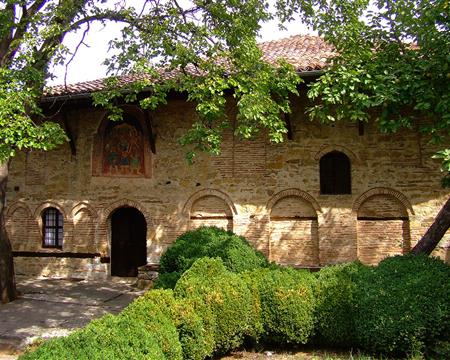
46, 35, 334, 98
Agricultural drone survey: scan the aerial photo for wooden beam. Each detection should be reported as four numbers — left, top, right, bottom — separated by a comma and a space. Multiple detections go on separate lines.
62, 112, 77, 156
145, 111, 157, 154
284, 113, 293, 140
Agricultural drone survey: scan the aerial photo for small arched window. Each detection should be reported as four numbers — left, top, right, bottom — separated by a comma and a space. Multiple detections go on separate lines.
320, 151, 351, 194
42, 208, 64, 248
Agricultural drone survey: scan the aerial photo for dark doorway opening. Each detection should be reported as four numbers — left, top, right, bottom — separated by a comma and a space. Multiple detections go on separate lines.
111, 207, 147, 277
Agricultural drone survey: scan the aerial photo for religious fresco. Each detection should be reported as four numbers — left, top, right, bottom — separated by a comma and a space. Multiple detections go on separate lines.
102, 122, 144, 176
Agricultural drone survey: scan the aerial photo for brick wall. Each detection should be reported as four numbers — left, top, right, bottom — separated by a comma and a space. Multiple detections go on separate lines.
5, 95, 450, 278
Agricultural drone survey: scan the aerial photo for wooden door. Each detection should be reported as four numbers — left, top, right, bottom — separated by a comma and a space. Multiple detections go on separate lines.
111, 207, 147, 276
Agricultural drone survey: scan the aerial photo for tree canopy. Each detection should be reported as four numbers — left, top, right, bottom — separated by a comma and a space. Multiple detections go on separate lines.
277, 0, 450, 185
0, 0, 299, 303
1, 0, 449, 303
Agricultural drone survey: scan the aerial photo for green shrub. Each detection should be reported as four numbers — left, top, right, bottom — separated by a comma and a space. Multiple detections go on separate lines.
121, 294, 183, 360
251, 267, 316, 345
174, 257, 257, 354
19, 314, 166, 360
354, 254, 450, 356
153, 271, 181, 290
158, 226, 269, 288
139, 289, 215, 360
313, 262, 369, 347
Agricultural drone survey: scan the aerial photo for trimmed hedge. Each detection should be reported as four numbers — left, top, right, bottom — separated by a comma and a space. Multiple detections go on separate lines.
155, 226, 269, 289
174, 257, 257, 354
20, 246, 450, 359
137, 289, 215, 360
313, 262, 369, 347
250, 267, 316, 345
354, 254, 450, 357
112, 294, 183, 360
19, 314, 166, 360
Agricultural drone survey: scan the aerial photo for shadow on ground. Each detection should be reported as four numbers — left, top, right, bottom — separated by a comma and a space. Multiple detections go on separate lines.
0, 276, 144, 356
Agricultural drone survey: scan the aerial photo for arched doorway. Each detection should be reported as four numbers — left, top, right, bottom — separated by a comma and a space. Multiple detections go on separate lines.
111, 207, 147, 276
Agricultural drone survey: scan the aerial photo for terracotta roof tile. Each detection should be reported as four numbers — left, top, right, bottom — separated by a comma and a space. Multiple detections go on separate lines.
46, 35, 334, 98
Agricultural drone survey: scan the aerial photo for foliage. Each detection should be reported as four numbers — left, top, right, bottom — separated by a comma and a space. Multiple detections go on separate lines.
174, 257, 257, 354
153, 271, 182, 290
120, 293, 183, 360
277, 0, 450, 184
313, 262, 370, 347
158, 226, 269, 288
19, 313, 166, 360
353, 254, 450, 356
20, 254, 450, 359
137, 289, 215, 360
251, 267, 316, 345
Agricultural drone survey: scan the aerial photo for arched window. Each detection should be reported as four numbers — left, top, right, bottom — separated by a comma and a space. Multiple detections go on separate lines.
320, 151, 351, 194
42, 208, 64, 248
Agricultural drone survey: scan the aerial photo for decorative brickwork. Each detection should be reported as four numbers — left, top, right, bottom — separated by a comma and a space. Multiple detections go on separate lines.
5, 202, 34, 251
353, 187, 414, 215
71, 203, 98, 253
184, 189, 236, 231
268, 191, 319, 267
314, 144, 361, 164
356, 192, 411, 265
6, 89, 450, 278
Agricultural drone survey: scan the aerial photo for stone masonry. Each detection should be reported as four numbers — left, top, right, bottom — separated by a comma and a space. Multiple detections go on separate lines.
5, 92, 450, 278
4, 36, 450, 278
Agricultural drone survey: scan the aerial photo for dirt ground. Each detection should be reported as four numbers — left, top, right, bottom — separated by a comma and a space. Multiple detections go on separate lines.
218, 349, 374, 360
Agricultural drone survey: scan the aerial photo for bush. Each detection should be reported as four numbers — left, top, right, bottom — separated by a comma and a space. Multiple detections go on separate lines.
354, 254, 450, 357
251, 267, 317, 345
158, 226, 269, 288
139, 289, 215, 360
19, 314, 166, 360
121, 293, 183, 360
174, 257, 257, 354
153, 271, 181, 290
313, 262, 369, 347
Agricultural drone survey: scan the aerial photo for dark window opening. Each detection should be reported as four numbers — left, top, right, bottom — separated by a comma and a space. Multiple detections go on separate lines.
320, 151, 351, 194
42, 208, 64, 248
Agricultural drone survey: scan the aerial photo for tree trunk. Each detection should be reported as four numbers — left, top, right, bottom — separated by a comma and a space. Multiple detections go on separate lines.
411, 196, 450, 255
0, 160, 17, 303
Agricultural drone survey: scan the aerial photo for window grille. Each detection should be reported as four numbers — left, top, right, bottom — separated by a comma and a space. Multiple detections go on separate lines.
42, 207, 63, 248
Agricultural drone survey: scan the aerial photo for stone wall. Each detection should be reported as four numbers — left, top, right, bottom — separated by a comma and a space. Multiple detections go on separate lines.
5, 93, 450, 278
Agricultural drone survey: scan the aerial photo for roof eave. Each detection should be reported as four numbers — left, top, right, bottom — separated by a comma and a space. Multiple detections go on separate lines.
41, 69, 325, 103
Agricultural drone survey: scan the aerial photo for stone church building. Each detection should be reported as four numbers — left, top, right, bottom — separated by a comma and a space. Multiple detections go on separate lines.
5, 36, 449, 279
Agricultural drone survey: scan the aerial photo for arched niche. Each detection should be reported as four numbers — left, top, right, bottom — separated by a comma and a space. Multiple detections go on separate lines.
71, 203, 98, 253
268, 189, 320, 267
92, 106, 152, 178
5, 202, 35, 251
356, 191, 411, 265
184, 190, 236, 232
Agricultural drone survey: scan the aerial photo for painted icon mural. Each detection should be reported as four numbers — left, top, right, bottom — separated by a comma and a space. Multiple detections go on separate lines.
102, 119, 144, 176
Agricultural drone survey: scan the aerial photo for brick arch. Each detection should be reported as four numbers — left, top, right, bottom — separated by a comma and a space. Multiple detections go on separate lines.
5, 202, 36, 251
6, 201, 32, 218
266, 189, 321, 214
314, 144, 361, 164
103, 199, 153, 228
355, 188, 412, 265
71, 202, 98, 253
34, 201, 69, 220
33, 202, 72, 249
72, 202, 98, 219
353, 187, 414, 215
267, 189, 320, 267
182, 189, 238, 217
